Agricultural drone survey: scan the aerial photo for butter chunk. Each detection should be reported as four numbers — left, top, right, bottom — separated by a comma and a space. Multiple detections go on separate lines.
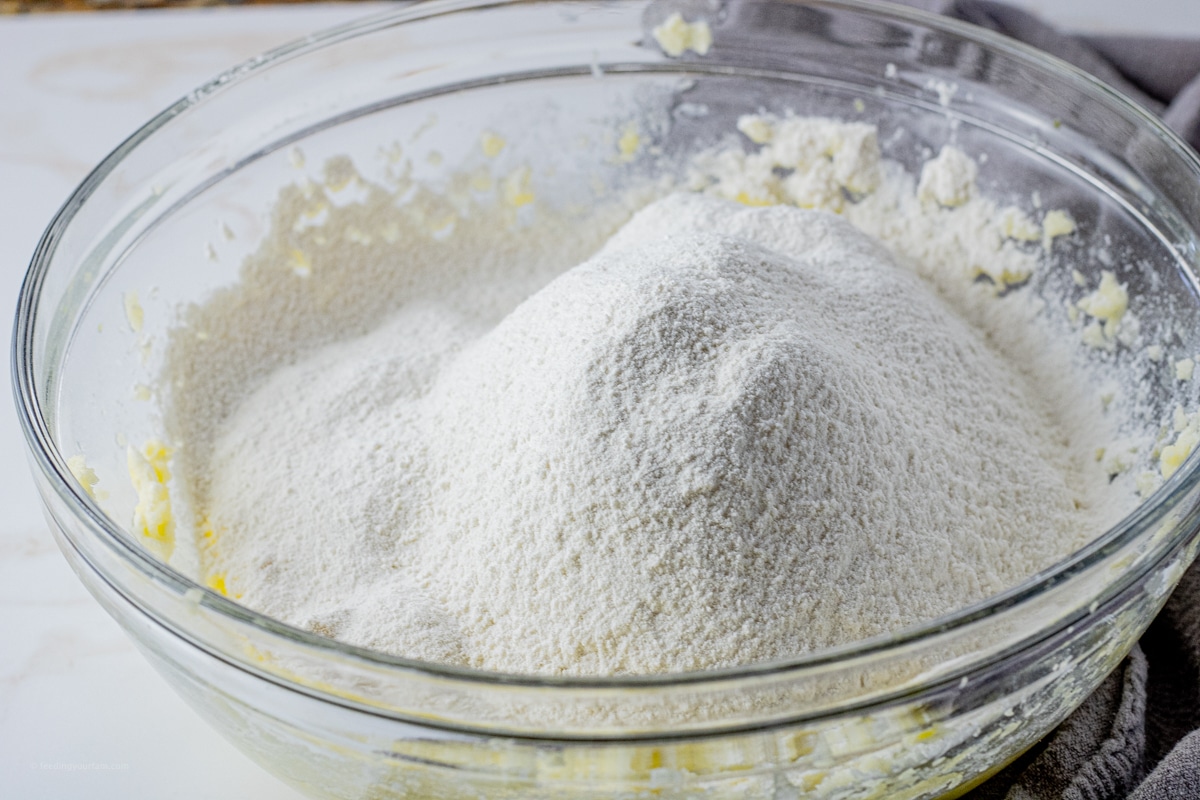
998, 207, 1042, 242
502, 166, 535, 207
67, 455, 99, 500
652, 13, 712, 57
123, 291, 144, 333
617, 124, 641, 162
289, 248, 312, 278
1076, 270, 1130, 347
480, 131, 506, 158
1176, 358, 1195, 382
736, 115, 774, 145
917, 146, 977, 208
128, 440, 175, 560
1043, 209, 1076, 250
1161, 409, 1200, 479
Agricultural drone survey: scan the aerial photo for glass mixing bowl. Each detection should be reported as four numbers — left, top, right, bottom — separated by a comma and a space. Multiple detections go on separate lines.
14, 0, 1200, 797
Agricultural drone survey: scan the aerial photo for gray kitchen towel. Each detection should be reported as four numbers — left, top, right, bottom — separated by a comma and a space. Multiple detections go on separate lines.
892, 3, 1200, 798
911, 1, 1200, 151
963, 563, 1200, 799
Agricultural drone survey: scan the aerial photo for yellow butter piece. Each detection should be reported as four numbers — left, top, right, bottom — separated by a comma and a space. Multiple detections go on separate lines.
66, 455, 99, 500
502, 166, 535, 207
617, 125, 641, 162
652, 12, 713, 57
480, 131, 506, 158
123, 291, 144, 333
734, 191, 776, 207
1076, 270, 1129, 347
736, 115, 774, 145
127, 439, 175, 560
998, 207, 1042, 242
1161, 410, 1200, 479
289, 248, 312, 278
917, 146, 976, 208
205, 572, 230, 597
1042, 209, 1076, 249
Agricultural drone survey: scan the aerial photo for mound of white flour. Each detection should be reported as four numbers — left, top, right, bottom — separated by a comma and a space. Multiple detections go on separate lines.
200, 193, 1119, 675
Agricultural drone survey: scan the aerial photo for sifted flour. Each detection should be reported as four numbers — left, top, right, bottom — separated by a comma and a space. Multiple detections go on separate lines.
193, 183, 1126, 675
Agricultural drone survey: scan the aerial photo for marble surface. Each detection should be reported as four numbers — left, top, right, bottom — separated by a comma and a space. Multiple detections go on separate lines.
0, 2, 1191, 798
0, 6, 386, 798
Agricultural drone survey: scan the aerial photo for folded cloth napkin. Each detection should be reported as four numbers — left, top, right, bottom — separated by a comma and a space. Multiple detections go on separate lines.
896, 3, 1200, 797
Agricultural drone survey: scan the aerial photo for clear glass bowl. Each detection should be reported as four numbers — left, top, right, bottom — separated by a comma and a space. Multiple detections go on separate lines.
13, 1, 1200, 798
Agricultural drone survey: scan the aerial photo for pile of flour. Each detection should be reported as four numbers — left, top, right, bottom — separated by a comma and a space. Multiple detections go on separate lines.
195, 191, 1124, 676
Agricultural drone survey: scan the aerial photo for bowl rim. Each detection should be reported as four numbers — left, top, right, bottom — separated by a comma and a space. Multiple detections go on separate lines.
12, 0, 1200, 697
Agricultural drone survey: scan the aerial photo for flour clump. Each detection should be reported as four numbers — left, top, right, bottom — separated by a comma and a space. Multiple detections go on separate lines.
200, 192, 1114, 675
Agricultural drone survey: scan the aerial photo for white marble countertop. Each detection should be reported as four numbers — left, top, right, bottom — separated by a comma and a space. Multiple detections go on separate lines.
0, 1, 1194, 797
